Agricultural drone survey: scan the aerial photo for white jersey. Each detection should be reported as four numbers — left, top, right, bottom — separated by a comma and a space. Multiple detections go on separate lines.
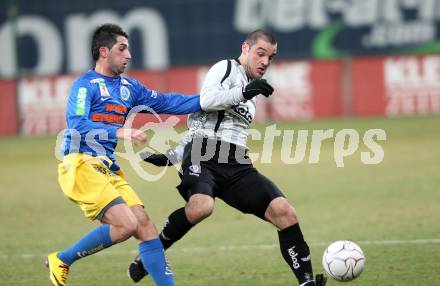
176, 59, 256, 160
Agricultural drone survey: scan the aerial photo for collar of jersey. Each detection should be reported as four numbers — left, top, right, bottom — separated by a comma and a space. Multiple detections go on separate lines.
90, 69, 121, 81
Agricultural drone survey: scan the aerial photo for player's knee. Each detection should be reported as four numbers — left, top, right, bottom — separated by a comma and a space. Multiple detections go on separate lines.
185, 195, 214, 224
278, 203, 297, 223
117, 217, 138, 241
136, 215, 157, 237
267, 197, 298, 227
136, 215, 155, 231
186, 203, 214, 223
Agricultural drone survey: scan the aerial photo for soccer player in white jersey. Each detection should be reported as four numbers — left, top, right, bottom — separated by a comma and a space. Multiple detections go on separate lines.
128, 29, 326, 286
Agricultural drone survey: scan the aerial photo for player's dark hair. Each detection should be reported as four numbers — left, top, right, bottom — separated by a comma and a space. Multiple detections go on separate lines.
91, 23, 129, 61
244, 29, 276, 47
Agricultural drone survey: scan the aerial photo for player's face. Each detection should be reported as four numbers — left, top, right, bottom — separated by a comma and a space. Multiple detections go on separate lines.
107, 36, 131, 75
243, 38, 277, 79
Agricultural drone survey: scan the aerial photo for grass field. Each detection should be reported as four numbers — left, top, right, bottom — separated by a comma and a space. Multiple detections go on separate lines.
1, 116, 439, 286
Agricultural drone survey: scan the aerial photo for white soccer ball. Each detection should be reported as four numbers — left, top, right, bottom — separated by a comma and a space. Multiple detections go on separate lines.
322, 240, 365, 282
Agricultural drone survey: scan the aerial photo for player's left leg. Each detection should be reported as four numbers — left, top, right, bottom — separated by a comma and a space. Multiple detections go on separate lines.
221, 168, 325, 286
130, 205, 175, 286
264, 197, 317, 286
112, 169, 175, 286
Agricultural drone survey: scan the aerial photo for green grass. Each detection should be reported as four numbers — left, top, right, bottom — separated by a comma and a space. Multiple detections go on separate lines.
0, 116, 439, 285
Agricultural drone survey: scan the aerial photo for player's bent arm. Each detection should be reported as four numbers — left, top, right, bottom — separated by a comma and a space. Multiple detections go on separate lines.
200, 86, 243, 112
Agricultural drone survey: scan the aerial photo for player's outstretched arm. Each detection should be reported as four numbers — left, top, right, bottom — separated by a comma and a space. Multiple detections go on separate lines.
135, 80, 202, 115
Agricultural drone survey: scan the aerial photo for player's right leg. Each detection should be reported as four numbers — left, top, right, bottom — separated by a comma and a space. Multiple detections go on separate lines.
128, 184, 215, 282
129, 205, 176, 286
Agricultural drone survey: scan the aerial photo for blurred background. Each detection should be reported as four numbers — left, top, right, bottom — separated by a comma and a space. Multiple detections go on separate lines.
0, 1, 439, 285
2, 0, 440, 133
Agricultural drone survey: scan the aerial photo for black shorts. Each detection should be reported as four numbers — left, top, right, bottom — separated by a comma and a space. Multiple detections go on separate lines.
177, 138, 284, 220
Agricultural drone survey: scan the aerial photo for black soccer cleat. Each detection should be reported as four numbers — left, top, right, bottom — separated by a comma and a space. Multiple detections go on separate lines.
315, 274, 327, 286
300, 274, 327, 286
127, 256, 148, 283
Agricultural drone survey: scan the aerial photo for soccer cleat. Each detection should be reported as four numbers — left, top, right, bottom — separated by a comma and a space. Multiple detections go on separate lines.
127, 255, 148, 283
45, 252, 70, 286
300, 280, 316, 286
299, 274, 327, 286
315, 274, 327, 286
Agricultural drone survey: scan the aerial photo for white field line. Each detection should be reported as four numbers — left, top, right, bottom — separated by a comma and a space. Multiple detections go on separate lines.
1, 238, 439, 260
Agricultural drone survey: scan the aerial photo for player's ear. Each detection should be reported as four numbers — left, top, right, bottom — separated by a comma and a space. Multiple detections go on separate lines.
99, 46, 109, 59
241, 41, 250, 55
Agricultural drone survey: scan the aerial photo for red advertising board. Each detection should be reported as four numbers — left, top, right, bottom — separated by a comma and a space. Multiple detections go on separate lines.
265, 60, 343, 121
310, 60, 344, 118
351, 57, 387, 116
19, 75, 75, 135
351, 55, 440, 117
0, 80, 18, 135
17, 56, 440, 136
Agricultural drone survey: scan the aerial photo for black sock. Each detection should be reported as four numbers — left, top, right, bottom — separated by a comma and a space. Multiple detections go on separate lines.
159, 207, 194, 250
278, 224, 313, 284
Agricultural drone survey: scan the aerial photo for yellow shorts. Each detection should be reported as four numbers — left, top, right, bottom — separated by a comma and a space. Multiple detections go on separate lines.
58, 153, 143, 220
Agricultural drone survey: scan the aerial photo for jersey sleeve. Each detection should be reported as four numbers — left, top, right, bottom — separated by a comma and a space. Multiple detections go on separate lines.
66, 79, 119, 139
134, 82, 201, 114
199, 60, 244, 112
173, 131, 192, 162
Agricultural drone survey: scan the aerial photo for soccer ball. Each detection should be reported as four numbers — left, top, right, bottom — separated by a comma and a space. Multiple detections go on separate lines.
322, 240, 365, 282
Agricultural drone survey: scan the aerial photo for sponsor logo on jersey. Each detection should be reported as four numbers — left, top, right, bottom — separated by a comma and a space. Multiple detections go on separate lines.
120, 85, 131, 101
92, 113, 125, 124
105, 104, 127, 114
76, 87, 87, 115
232, 105, 253, 124
98, 81, 110, 98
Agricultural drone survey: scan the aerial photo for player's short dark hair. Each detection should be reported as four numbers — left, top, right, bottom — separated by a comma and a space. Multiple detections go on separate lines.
91, 23, 129, 61
244, 29, 276, 47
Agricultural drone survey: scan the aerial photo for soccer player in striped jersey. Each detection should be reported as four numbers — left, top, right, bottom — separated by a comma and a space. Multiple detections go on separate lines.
128, 29, 326, 286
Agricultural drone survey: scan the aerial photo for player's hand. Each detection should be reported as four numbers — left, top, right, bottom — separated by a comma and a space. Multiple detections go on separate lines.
116, 128, 147, 146
242, 79, 274, 100
140, 149, 177, 166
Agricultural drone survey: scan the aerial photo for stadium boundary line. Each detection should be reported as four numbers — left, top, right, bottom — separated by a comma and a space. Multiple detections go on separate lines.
1, 238, 439, 259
